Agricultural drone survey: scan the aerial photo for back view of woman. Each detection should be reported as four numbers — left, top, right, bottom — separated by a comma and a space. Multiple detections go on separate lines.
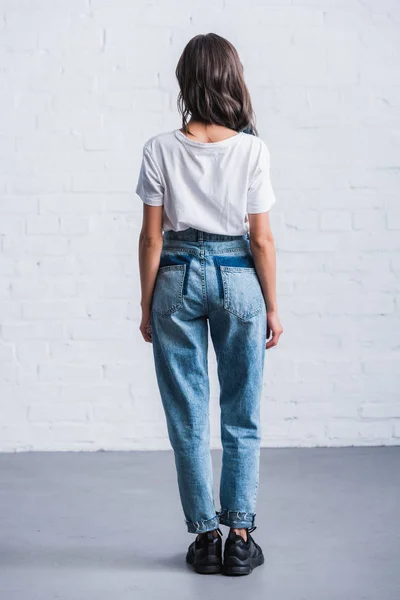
136, 33, 283, 576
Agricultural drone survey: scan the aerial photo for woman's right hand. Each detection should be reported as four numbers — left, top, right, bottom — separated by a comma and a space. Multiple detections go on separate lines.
266, 311, 283, 349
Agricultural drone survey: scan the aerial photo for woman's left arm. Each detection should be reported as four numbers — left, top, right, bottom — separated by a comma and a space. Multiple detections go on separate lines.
138, 204, 163, 342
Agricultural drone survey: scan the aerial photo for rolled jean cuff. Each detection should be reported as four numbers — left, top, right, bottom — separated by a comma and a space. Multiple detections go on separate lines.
185, 514, 220, 534
217, 509, 256, 529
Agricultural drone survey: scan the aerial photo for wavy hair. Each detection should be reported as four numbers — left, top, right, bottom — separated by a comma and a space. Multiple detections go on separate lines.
175, 33, 258, 136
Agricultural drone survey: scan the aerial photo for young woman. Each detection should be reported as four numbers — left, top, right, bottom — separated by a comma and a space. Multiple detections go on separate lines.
136, 33, 283, 576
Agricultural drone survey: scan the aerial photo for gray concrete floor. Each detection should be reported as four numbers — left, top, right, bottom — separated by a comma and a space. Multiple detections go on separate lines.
0, 448, 399, 600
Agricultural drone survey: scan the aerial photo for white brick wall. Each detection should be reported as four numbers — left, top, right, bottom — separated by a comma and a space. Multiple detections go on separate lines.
0, 0, 399, 451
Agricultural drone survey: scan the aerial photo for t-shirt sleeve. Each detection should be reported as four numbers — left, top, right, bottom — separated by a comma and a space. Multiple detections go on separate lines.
135, 146, 164, 206
247, 141, 277, 214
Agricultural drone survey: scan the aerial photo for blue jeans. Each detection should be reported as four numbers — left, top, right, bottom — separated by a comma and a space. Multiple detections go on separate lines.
150, 227, 267, 534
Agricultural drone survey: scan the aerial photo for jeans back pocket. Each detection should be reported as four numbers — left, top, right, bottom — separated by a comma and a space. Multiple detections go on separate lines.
152, 264, 186, 317
219, 265, 264, 321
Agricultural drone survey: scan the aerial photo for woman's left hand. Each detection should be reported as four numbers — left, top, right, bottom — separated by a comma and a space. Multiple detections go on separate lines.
139, 305, 153, 343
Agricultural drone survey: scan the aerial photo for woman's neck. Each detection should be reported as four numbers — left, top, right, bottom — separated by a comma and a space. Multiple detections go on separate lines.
182, 120, 238, 143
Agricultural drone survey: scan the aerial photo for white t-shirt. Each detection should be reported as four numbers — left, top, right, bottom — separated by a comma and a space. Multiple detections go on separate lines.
135, 128, 276, 235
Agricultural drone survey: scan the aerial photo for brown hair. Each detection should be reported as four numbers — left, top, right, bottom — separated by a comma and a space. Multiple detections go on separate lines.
175, 33, 258, 136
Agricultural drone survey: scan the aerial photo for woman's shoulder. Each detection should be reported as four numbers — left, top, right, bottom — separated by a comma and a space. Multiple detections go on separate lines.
241, 133, 272, 166
243, 131, 270, 149
141, 130, 178, 155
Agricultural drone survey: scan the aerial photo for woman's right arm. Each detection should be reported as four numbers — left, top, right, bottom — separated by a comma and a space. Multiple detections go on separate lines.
248, 212, 283, 349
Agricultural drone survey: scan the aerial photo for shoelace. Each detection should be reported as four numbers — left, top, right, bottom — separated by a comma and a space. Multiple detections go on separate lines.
246, 525, 262, 550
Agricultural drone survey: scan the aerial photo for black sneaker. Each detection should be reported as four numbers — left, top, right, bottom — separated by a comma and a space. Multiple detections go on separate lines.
222, 526, 264, 576
186, 527, 223, 574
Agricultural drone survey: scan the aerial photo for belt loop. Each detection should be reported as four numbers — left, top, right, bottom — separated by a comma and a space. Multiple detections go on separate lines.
197, 229, 203, 242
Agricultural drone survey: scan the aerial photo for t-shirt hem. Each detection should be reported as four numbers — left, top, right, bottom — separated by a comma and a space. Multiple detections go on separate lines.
141, 197, 163, 207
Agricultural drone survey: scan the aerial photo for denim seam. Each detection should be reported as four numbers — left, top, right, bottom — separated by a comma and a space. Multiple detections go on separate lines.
164, 230, 249, 243
202, 257, 211, 314
217, 509, 256, 527
212, 256, 224, 300
182, 255, 193, 296
162, 247, 199, 255
219, 266, 257, 273
162, 246, 250, 256
206, 247, 251, 255
185, 514, 220, 533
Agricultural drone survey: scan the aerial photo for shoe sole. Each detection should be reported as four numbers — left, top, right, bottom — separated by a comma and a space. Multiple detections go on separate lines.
186, 554, 222, 575
222, 552, 265, 576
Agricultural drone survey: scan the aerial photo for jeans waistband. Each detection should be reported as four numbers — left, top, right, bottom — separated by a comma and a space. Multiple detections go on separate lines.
163, 227, 249, 242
